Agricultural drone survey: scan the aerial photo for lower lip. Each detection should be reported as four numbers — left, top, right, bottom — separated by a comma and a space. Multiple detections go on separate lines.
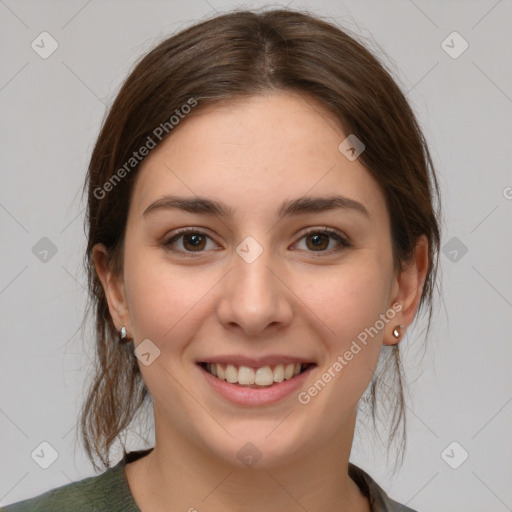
198, 364, 315, 406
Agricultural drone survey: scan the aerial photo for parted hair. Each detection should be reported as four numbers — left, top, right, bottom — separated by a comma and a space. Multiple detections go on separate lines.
79, 7, 441, 472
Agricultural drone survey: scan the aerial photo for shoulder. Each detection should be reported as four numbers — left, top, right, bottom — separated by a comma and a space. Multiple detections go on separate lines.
349, 463, 419, 512
0, 462, 138, 512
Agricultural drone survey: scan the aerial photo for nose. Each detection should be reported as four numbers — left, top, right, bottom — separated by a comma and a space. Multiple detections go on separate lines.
215, 244, 293, 336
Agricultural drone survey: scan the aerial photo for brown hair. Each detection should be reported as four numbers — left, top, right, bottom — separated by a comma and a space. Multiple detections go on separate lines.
79, 7, 441, 472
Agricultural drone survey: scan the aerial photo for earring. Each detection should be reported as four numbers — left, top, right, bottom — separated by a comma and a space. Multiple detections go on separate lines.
119, 326, 128, 342
392, 324, 405, 339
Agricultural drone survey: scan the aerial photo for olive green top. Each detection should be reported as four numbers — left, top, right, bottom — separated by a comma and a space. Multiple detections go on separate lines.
1, 449, 418, 511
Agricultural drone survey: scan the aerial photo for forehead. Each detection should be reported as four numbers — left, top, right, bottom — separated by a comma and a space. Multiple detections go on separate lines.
129, 91, 387, 222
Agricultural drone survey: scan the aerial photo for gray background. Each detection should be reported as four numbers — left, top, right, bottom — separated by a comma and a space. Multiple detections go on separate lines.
1, 0, 511, 510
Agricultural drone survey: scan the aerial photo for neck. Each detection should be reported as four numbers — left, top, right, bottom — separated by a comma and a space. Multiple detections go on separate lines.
125, 407, 370, 512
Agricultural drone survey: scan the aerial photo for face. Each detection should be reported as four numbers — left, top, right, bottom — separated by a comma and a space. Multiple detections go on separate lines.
95, 91, 421, 469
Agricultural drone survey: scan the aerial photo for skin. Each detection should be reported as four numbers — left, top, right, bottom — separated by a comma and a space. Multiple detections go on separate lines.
93, 90, 428, 512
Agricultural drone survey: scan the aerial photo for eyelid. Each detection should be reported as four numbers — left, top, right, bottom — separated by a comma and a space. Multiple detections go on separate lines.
297, 226, 348, 242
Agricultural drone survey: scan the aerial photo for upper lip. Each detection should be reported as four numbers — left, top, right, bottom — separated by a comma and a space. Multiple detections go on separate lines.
197, 355, 316, 368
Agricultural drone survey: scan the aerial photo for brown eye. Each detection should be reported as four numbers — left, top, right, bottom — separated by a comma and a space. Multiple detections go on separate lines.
164, 229, 218, 255
181, 233, 206, 251
294, 228, 351, 254
305, 232, 330, 251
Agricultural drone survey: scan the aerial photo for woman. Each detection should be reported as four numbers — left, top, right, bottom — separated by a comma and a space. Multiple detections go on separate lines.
2, 7, 440, 512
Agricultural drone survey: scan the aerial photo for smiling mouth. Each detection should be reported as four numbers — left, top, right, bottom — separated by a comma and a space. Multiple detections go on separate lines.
199, 362, 314, 388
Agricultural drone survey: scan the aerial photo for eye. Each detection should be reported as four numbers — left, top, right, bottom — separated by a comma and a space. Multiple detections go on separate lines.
162, 226, 351, 257
163, 228, 219, 255
292, 227, 351, 254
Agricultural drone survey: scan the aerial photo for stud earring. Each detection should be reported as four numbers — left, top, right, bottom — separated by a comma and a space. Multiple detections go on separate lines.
392, 324, 405, 339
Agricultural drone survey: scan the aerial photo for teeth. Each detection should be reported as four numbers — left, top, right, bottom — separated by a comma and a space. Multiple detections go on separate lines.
225, 364, 238, 383
284, 363, 294, 380
238, 366, 255, 385
255, 366, 274, 386
205, 362, 307, 386
273, 364, 284, 383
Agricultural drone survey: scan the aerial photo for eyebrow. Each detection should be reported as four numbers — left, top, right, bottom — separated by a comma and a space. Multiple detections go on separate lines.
142, 194, 370, 219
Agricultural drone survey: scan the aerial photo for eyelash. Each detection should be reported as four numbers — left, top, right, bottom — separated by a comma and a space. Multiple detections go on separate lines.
162, 227, 351, 258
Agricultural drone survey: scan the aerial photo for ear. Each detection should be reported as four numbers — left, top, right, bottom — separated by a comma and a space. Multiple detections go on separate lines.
92, 243, 131, 337
384, 235, 429, 346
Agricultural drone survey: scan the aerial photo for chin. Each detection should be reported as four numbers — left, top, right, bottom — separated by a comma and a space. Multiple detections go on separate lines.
197, 419, 311, 470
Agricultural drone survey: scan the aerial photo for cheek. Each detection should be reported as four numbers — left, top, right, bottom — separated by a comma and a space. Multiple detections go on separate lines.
123, 246, 203, 343
304, 259, 391, 337
295, 255, 392, 387
122, 252, 209, 405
